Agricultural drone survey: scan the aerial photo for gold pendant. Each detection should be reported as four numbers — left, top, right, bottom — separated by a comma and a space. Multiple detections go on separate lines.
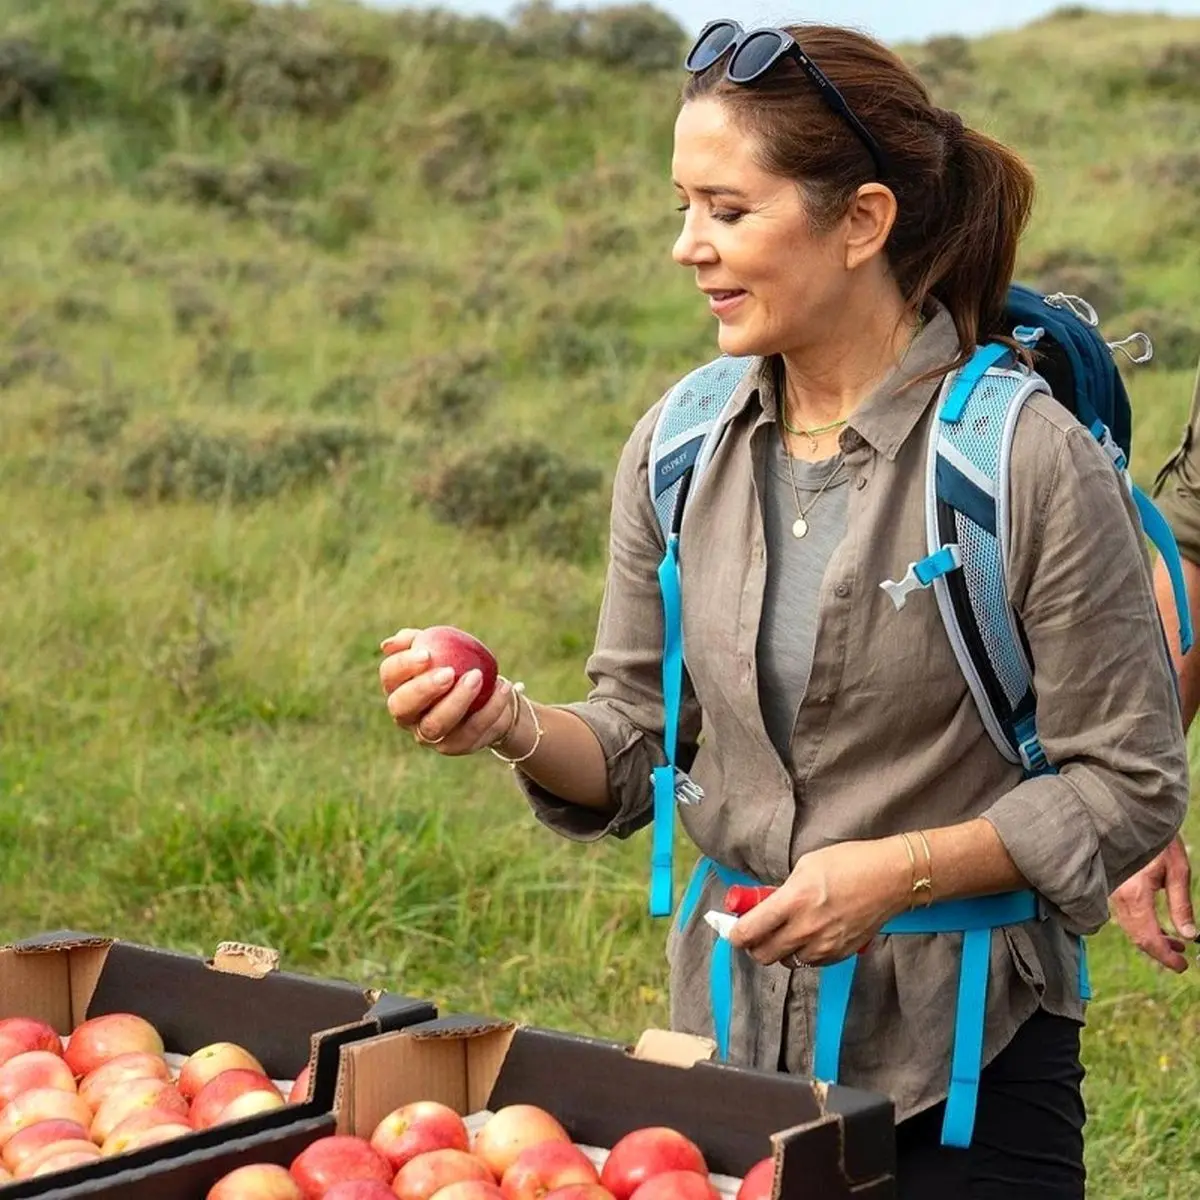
792, 516, 809, 538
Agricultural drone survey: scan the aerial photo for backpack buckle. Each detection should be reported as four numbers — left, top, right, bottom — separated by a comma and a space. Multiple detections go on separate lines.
880, 545, 962, 611
1017, 732, 1049, 775
1092, 422, 1128, 472
649, 767, 705, 806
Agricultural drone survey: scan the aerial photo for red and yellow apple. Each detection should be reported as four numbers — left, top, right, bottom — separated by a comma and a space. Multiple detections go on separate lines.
0, 1050, 77, 1107
544, 1187, 616, 1200
473, 1105, 571, 1180
288, 1064, 312, 1104
214, 1088, 287, 1124
15, 1138, 101, 1178
430, 1184, 506, 1200
191, 1070, 281, 1130
599, 1130, 707, 1200
501, 1141, 600, 1200
369, 1100, 471, 1173
90, 1077, 187, 1144
734, 1158, 774, 1200
627, 1173, 719, 1200
178, 1042, 267, 1101
207, 1163, 304, 1200
393, 1148, 496, 1200
324, 1182, 399, 1200
288, 1135, 392, 1198
0, 1018, 62, 1060
100, 1107, 194, 1155
2, 1119, 91, 1173
0, 1088, 92, 1147
64, 1014, 165, 1078
79, 1052, 171, 1111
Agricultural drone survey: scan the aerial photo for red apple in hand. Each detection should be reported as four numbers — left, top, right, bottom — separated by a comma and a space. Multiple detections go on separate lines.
370, 1100, 470, 1173
412, 626, 498, 715
208, 1163, 304, 1200
289, 1135, 392, 1199
64, 1014, 164, 1078
502, 1142, 599, 1200
0, 1018, 63, 1060
734, 1158, 774, 1200
599, 1130, 707, 1200
628, 1174, 719, 1200
473, 1105, 571, 1180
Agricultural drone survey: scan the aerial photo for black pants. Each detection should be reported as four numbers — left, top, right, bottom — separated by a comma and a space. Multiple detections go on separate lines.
896, 1009, 1086, 1199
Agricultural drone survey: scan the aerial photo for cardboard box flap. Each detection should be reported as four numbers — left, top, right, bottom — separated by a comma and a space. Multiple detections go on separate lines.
209, 942, 281, 979
818, 1084, 895, 1186
0, 942, 112, 1032
632, 1029, 715, 1067
488, 1029, 827, 1176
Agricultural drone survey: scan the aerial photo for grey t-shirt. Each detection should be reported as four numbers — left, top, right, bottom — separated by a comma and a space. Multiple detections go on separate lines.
757, 435, 850, 765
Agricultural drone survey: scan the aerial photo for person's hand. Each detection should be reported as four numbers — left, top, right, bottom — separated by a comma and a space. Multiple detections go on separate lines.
379, 628, 517, 756
728, 838, 910, 968
1111, 835, 1196, 973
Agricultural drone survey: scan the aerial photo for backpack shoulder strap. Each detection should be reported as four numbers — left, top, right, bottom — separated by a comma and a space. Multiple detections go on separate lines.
648, 355, 757, 544
647, 353, 755, 919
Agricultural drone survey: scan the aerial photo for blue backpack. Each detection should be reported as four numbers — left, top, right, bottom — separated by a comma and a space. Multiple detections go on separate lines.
644, 283, 1194, 1148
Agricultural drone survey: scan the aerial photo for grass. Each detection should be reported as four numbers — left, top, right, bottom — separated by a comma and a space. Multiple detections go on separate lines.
0, 0, 1199, 1193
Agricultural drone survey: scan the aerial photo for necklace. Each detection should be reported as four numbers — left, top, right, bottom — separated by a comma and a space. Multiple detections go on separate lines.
781, 429, 846, 539
781, 411, 849, 454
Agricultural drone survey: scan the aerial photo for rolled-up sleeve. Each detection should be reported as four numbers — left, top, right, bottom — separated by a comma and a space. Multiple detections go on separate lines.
983, 414, 1189, 934
513, 399, 704, 842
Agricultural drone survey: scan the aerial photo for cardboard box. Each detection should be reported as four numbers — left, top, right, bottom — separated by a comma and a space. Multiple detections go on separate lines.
0, 929, 437, 1197
332, 1016, 896, 1200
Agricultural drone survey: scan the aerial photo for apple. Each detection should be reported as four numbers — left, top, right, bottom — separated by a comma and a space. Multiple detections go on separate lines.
734, 1158, 774, 1200
0, 1163, 10, 1182
288, 1135, 392, 1198
324, 1183, 399, 1200
178, 1042, 267, 1101
213, 1088, 287, 1124
288, 1064, 312, 1104
64, 1014, 164, 1078
207, 1163, 304, 1200
430, 1184, 506, 1200
393, 1148, 497, 1200
370, 1100, 471, 1173
0, 1018, 63, 1059
0, 1088, 92, 1147
14, 1138, 102, 1178
0, 1036, 24, 1071
191, 1070, 282, 1130
599, 1130, 707, 1200
104, 1120, 194, 1154
90, 1077, 187, 1144
502, 1141, 600, 1200
544, 1187, 616, 1200
0, 1051, 77, 1106
79, 1052, 171, 1110
628, 1174, 719, 1200
412, 626, 498, 715
100, 1107, 194, 1155
473, 1106, 571, 1180
2, 1119, 91, 1173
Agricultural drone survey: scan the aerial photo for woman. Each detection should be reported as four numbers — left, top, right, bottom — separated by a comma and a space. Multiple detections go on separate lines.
379, 21, 1188, 1197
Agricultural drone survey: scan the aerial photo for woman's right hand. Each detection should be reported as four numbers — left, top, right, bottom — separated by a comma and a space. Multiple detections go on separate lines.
379, 628, 518, 756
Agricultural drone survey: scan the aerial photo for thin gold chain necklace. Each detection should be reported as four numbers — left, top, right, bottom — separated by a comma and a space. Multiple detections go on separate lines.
780, 423, 846, 539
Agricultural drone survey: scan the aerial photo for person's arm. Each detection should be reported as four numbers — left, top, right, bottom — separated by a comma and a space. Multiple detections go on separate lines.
1108, 552, 1200, 971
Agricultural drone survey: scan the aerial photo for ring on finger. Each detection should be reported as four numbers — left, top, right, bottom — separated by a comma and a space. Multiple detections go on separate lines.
413, 727, 448, 746
782, 951, 815, 970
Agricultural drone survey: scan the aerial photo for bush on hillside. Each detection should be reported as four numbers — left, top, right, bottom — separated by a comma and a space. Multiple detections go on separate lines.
1020, 247, 1125, 316
1146, 42, 1200, 99
510, 0, 685, 71
0, 39, 65, 119
142, 152, 308, 212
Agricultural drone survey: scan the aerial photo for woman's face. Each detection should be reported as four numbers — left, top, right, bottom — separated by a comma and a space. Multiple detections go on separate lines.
671, 97, 852, 360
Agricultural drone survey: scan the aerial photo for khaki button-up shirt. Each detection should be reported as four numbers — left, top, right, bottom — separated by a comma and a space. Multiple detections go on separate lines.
517, 306, 1188, 1122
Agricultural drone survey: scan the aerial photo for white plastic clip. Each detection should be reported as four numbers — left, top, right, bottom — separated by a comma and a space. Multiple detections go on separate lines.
879, 545, 962, 612
703, 911, 737, 939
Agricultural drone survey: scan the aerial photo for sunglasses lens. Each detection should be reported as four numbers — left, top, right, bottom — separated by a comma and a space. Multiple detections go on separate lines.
685, 21, 739, 71
727, 30, 785, 82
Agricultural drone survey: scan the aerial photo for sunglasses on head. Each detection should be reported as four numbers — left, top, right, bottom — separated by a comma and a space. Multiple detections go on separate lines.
684, 19, 889, 180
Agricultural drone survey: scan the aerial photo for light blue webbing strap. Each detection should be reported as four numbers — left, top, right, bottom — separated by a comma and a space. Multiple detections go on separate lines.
651, 534, 685, 918
1131, 484, 1195, 655
813, 890, 1039, 1149
939, 343, 1012, 423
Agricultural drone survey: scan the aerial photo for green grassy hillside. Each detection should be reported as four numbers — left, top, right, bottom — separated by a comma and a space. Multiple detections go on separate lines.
1, 2, 1199, 1194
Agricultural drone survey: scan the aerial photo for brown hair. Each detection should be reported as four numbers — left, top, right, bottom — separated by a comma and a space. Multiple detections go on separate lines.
682, 25, 1036, 369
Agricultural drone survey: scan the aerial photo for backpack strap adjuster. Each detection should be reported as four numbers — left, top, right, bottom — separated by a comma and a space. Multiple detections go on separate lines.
880, 544, 962, 611
1012, 714, 1050, 775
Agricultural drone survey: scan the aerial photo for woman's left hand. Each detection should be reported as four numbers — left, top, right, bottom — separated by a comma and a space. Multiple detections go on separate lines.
728, 837, 911, 967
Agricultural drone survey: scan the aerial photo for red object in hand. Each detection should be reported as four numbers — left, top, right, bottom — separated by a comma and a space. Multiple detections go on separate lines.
723, 886, 777, 916
413, 626, 499, 715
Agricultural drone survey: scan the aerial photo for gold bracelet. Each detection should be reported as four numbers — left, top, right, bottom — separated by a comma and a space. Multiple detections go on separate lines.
915, 830, 934, 907
489, 689, 544, 768
488, 680, 523, 752
900, 832, 933, 909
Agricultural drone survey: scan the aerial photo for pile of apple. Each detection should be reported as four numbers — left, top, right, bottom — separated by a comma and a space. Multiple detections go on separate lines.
0, 1012, 309, 1185
206, 1100, 778, 1200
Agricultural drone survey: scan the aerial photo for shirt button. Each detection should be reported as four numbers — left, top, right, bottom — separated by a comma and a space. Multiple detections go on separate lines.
835, 582, 851, 598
